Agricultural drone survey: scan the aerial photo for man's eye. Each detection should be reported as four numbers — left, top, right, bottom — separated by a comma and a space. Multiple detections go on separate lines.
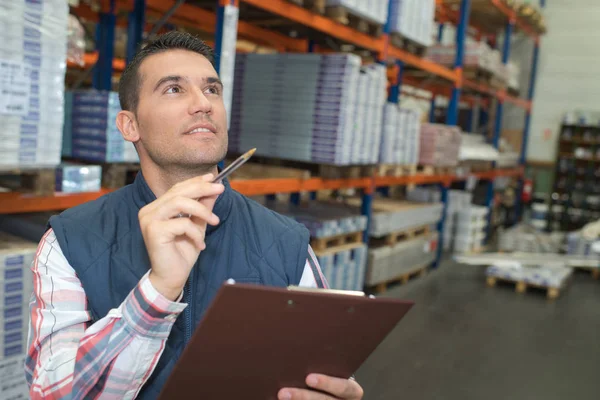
206, 86, 220, 95
165, 86, 181, 94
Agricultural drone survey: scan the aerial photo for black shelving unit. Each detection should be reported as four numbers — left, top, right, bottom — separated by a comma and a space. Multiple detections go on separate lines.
547, 122, 600, 232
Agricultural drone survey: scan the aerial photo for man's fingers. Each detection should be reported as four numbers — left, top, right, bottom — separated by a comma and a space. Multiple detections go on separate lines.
148, 218, 206, 249
150, 197, 220, 225
305, 374, 363, 400
277, 388, 334, 400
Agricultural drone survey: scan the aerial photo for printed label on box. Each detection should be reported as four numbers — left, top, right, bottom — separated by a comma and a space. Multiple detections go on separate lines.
0, 60, 31, 116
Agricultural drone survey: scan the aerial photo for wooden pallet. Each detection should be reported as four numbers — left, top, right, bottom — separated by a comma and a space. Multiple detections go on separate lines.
285, 0, 325, 14
486, 276, 562, 300
102, 163, 140, 189
310, 231, 363, 252
369, 264, 430, 294
0, 167, 56, 196
418, 165, 455, 176
390, 33, 427, 56
376, 164, 417, 177
325, 6, 383, 37
371, 224, 431, 247
318, 164, 374, 179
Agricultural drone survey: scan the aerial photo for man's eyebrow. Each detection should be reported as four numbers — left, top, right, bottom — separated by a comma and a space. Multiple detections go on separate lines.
206, 76, 223, 88
153, 75, 183, 92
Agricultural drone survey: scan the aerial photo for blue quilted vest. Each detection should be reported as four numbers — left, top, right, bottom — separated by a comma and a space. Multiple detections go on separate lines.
48, 172, 310, 399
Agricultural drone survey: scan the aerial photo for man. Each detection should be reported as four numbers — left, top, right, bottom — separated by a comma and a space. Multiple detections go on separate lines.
25, 31, 364, 400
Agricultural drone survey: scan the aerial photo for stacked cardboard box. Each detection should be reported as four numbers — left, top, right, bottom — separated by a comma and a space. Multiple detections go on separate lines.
0, 233, 36, 399
230, 54, 385, 165
443, 190, 473, 251
366, 231, 438, 286
267, 201, 367, 238
388, 0, 435, 47
0, 354, 28, 400
67, 90, 138, 163
55, 163, 102, 193
0, 0, 69, 167
418, 123, 462, 167
316, 244, 368, 291
326, 0, 389, 25
453, 205, 488, 253
379, 104, 421, 165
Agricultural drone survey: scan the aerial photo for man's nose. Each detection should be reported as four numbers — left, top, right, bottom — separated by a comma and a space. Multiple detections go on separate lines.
188, 87, 212, 114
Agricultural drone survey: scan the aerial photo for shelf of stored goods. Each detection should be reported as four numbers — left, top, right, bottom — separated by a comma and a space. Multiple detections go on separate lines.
0, 167, 523, 215
8, 0, 542, 272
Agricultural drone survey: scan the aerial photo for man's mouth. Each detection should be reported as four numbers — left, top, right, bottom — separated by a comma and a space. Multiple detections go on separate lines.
184, 124, 216, 135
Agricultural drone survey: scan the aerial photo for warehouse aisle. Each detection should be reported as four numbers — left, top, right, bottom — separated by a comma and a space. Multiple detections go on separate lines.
356, 259, 600, 400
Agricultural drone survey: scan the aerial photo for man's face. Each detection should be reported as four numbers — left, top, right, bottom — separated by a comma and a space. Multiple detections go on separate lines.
134, 49, 228, 169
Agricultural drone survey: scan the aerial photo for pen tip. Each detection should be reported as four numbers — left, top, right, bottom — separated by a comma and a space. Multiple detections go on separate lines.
247, 148, 257, 156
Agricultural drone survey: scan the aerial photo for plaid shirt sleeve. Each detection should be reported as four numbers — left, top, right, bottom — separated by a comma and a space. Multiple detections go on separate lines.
298, 245, 329, 289
25, 229, 187, 400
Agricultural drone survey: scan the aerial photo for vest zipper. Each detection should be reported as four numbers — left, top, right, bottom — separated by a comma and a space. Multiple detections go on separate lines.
183, 269, 194, 344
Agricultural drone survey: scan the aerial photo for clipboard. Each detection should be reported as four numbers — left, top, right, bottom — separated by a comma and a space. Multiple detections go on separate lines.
158, 282, 414, 400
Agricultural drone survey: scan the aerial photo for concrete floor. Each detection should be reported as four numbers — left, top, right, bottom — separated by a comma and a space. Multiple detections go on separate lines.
355, 259, 600, 400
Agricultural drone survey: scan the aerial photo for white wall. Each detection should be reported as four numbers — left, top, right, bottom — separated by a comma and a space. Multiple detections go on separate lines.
524, 0, 600, 162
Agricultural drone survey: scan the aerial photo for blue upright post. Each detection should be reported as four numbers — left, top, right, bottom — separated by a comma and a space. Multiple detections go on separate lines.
434, 184, 449, 268
361, 190, 373, 244
126, 0, 146, 64
92, 0, 116, 90
436, 0, 470, 267
486, 21, 514, 238
446, 0, 471, 126
429, 97, 436, 122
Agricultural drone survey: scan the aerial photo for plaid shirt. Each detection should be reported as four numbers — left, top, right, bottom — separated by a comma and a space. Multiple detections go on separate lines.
25, 229, 327, 399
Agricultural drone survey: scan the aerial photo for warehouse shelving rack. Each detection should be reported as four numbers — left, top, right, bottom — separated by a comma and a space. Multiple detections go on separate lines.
0, 0, 544, 268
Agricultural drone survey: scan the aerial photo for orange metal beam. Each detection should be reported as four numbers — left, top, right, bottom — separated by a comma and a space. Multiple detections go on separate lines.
238, 0, 383, 51
0, 190, 112, 214
490, 0, 538, 39
387, 45, 457, 83
0, 168, 524, 213
145, 0, 306, 52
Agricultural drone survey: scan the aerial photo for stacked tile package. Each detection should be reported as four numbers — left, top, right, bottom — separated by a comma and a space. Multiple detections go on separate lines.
325, 0, 389, 25
486, 263, 572, 289
499, 223, 563, 254
0, 233, 37, 399
361, 198, 444, 237
315, 244, 368, 292
443, 190, 473, 251
67, 90, 139, 163
55, 163, 102, 193
366, 231, 438, 286
264, 201, 368, 291
418, 123, 462, 167
0, 0, 69, 167
379, 103, 421, 165
453, 205, 488, 253
230, 54, 386, 165
426, 39, 504, 80
388, 0, 435, 47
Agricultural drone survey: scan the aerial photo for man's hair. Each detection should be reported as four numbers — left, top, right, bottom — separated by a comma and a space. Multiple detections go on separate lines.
118, 31, 216, 112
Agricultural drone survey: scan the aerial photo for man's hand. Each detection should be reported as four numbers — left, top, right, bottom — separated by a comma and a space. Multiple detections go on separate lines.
278, 374, 364, 400
139, 173, 224, 301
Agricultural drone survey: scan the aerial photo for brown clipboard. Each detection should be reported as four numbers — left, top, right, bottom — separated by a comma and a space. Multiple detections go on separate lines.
158, 282, 414, 400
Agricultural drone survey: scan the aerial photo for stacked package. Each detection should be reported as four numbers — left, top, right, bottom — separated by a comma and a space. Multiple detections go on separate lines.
1, 354, 28, 400
507, 61, 520, 93
418, 123, 462, 167
388, 0, 435, 47
0, 233, 36, 399
379, 104, 421, 165
486, 263, 572, 289
0, 0, 69, 167
426, 40, 503, 78
499, 223, 563, 254
443, 190, 473, 251
265, 201, 367, 238
316, 244, 368, 291
406, 187, 442, 203
453, 205, 488, 253
326, 0, 389, 25
68, 90, 138, 163
55, 163, 102, 193
230, 54, 385, 165
365, 199, 443, 237
366, 231, 438, 286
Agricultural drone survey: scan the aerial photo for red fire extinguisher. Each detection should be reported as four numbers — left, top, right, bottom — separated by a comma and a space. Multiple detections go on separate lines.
522, 178, 533, 203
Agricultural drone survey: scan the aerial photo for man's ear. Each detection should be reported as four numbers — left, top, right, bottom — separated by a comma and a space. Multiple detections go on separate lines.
116, 110, 140, 144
